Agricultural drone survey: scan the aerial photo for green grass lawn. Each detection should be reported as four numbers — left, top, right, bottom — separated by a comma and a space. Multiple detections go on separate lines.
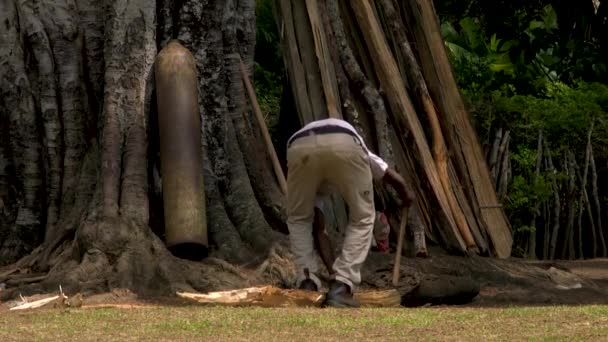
1, 305, 606, 341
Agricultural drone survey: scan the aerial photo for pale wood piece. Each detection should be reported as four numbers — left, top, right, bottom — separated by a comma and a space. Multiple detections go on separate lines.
354, 289, 401, 307
350, 0, 466, 252
177, 286, 401, 308
305, 0, 342, 119
377, 0, 476, 251
9, 294, 67, 311
239, 58, 288, 195
400, 0, 512, 258
274, 0, 314, 123
178, 286, 325, 307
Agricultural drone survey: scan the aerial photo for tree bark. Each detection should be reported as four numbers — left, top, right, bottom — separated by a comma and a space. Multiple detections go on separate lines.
542, 202, 550, 260
575, 123, 594, 258
590, 148, 607, 257
0, 0, 288, 298
0, 0, 44, 263
378, 0, 484, 253
351, 0, 471, 252
399, 0, 512, 258
528, 129, 543, 260
325, 0, 393, 163
562, 152, 576, 260
546, 141, 561, 260
496, 137, 510, 201
305, 0, 342, 118
489, 127, 504, 182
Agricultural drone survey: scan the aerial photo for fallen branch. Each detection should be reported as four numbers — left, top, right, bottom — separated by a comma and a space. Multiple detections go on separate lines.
177, 286, 324, 307
177, 286, 401, 307
80, 304, 156, 310
9, 293, 67, 311
0, 268, 20, 282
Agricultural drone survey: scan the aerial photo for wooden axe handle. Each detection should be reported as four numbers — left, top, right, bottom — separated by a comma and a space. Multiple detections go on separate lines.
392, 207, 409, 286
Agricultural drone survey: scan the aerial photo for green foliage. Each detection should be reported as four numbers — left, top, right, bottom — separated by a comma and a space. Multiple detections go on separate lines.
496, 82, 608, 154
443, 5, 567, 96
505, 141, 553, 237
467, 81, 608, 244
254, 0, 284, 135
444, 3, 608, 99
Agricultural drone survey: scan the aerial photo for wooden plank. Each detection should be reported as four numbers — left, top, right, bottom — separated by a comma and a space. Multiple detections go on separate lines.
305, 0, 342, 118
292, 0, 328, 120
274, 0, 313, 123
400, 0, 512, 257
378, 0, 476, 250
239, 58, 288, 195
177, 286, 401, 307
349, 0, 466, 252
449, 163, 488, 254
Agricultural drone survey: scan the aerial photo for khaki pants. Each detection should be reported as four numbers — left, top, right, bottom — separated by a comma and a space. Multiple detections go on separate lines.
286, 133, 375, 289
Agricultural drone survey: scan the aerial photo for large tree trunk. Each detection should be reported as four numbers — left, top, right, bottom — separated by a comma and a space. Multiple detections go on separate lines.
0, 0, 287, 298
1, 0, 515, 299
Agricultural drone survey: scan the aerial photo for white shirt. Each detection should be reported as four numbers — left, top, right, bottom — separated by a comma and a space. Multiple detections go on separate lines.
288, 118, 389, 180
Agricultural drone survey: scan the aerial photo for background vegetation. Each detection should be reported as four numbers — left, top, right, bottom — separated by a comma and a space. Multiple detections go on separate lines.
253, 0, 608, 259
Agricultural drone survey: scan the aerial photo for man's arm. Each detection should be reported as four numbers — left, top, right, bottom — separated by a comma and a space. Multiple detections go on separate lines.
382, 168, 414, 207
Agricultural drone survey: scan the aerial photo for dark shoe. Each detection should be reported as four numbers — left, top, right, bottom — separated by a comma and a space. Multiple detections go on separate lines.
325, 280, 360, 308
298, 278, 318, 292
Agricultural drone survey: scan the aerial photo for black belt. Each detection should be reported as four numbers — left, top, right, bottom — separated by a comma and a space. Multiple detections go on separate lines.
288, 125, 358, 147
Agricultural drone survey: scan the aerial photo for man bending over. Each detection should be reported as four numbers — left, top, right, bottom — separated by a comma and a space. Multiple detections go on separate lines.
286, 118, 413, 308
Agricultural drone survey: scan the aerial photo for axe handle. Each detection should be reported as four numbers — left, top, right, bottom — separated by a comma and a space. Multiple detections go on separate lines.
392, 207, 409, 286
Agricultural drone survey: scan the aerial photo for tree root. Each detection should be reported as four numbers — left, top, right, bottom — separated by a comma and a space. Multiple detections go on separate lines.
0, 218, 296, 301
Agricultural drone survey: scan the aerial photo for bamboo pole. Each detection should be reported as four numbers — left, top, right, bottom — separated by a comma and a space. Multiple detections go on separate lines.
393, 208, 409, 286
239, 57, 288, 195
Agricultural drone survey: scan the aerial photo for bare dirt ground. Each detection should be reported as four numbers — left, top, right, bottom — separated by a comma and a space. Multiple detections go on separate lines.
1, 249, 607, 310
362, 249, 608, 307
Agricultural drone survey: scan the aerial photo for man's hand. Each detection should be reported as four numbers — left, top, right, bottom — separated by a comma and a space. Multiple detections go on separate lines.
382, 168, 414, 208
